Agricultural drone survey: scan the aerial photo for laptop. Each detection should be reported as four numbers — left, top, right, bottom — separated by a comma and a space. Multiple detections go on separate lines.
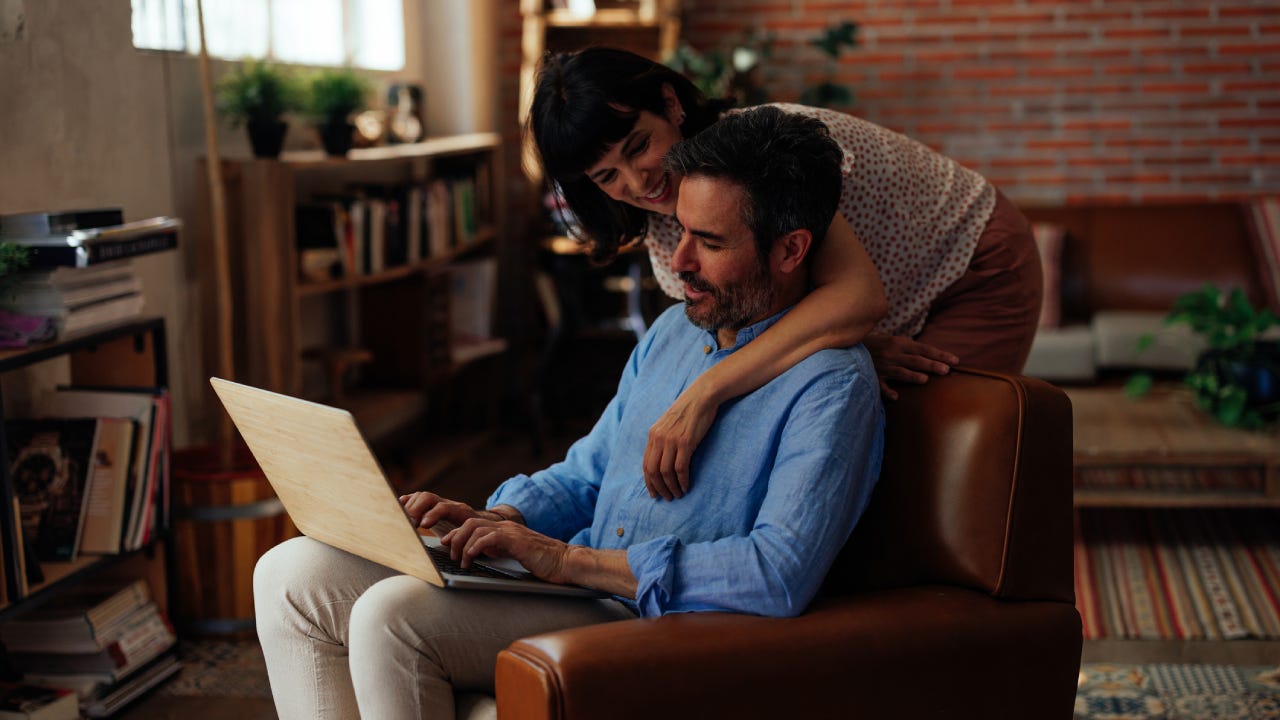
209, 377, 604, 598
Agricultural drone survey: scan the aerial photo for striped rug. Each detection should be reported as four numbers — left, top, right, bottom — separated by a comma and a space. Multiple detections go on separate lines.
1075, 508, 1280, 640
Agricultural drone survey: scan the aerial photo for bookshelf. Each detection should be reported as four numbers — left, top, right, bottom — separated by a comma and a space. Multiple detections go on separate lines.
198, 133, 507, 489
0, 318, 171, 618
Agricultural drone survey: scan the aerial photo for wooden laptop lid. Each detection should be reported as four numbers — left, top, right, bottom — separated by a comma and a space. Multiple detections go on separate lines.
209, 377, 444, 587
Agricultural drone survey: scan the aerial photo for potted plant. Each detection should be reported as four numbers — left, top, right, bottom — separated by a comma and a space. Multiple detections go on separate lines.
667, 20, 859, 110
1126, 284, 1280, 428
0, 241, 30, 300
306, 68, 372, 157
216, 60, 301, 158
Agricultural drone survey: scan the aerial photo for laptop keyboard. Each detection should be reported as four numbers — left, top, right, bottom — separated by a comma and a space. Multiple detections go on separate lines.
425, 544, 529, 580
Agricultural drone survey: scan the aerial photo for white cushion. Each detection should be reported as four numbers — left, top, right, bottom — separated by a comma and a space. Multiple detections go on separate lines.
1091, 311, 1204, 370
456, 693, 496, 720
1023, 325, 1097, 382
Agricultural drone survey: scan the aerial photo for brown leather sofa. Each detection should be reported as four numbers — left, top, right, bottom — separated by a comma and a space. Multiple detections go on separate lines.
1021, 202, 1270, 381
492, 368, 1082, 720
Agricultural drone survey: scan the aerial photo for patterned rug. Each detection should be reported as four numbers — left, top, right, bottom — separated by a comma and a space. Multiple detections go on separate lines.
1076, 663, 1280, 719
160, 640, 272, 698
1075, 508, 1280, 640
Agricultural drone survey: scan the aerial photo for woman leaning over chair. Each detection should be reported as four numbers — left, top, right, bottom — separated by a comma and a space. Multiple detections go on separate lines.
528, 46, 1042, 500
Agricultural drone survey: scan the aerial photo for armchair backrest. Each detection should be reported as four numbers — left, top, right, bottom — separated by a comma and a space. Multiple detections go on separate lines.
825, 368, 1074, 604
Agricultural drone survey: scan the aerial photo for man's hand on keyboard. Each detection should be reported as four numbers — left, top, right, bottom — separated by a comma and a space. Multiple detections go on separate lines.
398, 491, 520, 534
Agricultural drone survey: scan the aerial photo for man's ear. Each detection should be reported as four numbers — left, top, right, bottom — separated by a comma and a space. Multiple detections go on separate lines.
773, 229, 813, 276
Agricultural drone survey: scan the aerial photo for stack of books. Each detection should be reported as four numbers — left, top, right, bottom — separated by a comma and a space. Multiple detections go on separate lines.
6, 262, 145, 339
3, 386, 171, 597
0, 208, 179, 346
0, 579, 180, 718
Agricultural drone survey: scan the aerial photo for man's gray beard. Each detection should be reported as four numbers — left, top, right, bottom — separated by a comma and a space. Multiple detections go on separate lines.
683, 263, 773, 334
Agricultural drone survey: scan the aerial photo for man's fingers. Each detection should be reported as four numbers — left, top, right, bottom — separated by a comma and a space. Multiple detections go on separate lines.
879, 378, 898, 401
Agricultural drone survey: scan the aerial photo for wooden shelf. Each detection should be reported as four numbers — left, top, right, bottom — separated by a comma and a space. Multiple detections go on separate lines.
296, 230, 495, 297
1075, 490, 1280, 509
339, 389, 428, 445
0, 319, 170, 638
545, 8, 660, 27
278, 133, 500, 169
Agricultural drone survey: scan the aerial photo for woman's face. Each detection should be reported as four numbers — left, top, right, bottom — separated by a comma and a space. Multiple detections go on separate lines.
583, 104, 685, 217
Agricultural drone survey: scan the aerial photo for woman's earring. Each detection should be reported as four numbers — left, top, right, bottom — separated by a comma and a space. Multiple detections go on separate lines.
676, 111, 686, 126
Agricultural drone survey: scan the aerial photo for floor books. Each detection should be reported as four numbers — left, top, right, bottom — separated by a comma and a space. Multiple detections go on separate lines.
0, 579, 152, 654
0, 682, 78, 719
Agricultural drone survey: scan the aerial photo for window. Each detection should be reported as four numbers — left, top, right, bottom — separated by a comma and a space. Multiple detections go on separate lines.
131, 0, 405, 71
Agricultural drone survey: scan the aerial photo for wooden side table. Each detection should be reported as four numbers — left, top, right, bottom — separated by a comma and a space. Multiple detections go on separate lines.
1067, 386, 1280, 507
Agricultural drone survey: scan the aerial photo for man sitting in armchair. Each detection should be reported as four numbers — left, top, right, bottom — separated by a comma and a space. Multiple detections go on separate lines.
253, 106, 885, 719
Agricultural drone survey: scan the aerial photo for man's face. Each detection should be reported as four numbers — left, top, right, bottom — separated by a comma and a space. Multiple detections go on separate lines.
670, 175, 774, 337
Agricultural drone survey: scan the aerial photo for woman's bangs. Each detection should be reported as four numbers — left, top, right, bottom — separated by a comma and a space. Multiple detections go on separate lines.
544, 104, 639, 179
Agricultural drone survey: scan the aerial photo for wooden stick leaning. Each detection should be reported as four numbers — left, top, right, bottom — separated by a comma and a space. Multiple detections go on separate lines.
194, 0, 237, 453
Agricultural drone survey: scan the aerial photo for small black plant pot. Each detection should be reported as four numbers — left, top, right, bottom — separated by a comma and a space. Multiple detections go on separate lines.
246, 119, 288, 158
318, 121, 355, 156
1193, 341, 1280, 422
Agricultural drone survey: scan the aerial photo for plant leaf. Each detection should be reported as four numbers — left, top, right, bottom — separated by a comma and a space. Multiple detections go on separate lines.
1124, 372, 1153, 398
1216, 386, 1247, 426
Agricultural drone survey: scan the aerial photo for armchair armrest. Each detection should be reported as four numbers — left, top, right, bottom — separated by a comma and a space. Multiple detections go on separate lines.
496, 586, 1081, 720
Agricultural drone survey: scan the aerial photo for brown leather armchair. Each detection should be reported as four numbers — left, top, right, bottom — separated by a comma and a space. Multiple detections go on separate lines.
493, 368, 1082, 720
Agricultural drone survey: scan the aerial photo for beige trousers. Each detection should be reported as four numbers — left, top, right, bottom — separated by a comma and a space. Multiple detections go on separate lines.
253, 536, 636, 720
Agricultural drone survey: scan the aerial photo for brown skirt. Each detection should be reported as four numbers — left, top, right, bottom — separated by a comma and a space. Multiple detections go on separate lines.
914, 190, 1042, 374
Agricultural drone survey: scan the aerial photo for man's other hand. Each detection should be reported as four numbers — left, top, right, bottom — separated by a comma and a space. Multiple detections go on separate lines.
399, 492, 515, 532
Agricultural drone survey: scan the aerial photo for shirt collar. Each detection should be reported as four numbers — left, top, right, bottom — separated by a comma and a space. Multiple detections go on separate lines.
705, 305, 794, 352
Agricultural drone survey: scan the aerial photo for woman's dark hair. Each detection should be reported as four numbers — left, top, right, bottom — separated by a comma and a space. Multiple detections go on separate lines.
527, 46, 731, 263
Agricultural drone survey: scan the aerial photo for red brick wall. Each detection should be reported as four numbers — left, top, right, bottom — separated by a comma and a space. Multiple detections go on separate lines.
680, 0, 1280, 205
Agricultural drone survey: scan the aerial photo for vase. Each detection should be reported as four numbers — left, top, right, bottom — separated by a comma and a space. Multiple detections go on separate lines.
246, 118, 288, 158
319, 120, 356, 156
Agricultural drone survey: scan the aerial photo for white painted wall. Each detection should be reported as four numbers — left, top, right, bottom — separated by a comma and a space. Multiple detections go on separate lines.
0, 0, 497, 446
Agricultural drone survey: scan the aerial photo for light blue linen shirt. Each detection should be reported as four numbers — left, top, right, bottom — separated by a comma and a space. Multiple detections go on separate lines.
487, 303, 884, 618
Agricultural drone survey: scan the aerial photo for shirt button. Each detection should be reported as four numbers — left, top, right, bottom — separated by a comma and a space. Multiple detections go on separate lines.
616, 527, 624, 537
703, 345, 712, 354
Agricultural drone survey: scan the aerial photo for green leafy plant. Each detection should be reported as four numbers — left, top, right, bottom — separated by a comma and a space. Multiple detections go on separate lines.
1125, 284, 1280, 428
667, 20, 859, 110
216, 60, 302, 127
667, 28, 775, 107
304, 67, 372, 124
0, 241, 32, 304
798, 21, 859, 108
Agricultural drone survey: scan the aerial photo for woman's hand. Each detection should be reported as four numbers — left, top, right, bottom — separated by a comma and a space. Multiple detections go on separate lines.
399, 492, 514, 531
643, 388, 718, 501
862, 333, 959, 401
